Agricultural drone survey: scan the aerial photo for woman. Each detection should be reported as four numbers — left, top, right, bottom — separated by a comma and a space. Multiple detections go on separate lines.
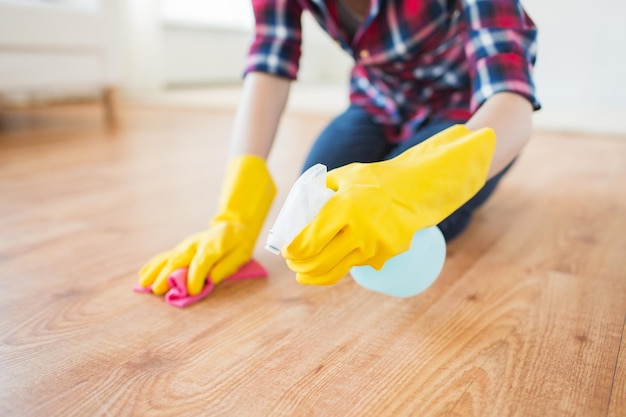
139, 0, 539, 295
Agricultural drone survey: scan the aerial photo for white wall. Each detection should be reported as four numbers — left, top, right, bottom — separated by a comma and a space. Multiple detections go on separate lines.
160, 13, 352, 87
522, 0, 626, 134
159, 0, 256, 86
0, 0, 99, 13
117, 0, 164, 93
0, 0, 123, 91
2, 0, 622, 134
154, 1, 626, 134
161, 25, 251, 86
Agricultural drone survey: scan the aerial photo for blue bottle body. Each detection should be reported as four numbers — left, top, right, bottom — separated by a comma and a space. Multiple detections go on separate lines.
350, 226, 446, 298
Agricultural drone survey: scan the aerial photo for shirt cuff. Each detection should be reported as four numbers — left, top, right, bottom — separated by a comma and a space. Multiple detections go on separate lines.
243, 58, 299, 80
243, 35, 301, 80
470, 52, 541, 112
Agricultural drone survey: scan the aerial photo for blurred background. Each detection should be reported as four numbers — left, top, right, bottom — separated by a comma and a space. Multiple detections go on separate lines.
0, 0, 624, 135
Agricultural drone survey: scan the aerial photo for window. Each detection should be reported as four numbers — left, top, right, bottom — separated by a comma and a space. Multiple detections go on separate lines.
0, 0, 100, 12
161, 0, 253, 30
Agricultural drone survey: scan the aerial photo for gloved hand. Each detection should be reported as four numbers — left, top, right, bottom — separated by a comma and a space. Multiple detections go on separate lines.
138, 155, 276, 295
283, 125, 496, 285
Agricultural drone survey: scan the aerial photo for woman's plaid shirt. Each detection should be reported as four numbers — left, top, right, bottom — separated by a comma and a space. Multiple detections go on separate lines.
245, 0, 540, 142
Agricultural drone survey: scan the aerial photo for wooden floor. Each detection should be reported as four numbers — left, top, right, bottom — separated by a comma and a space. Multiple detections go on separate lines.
1, 104, 625, 417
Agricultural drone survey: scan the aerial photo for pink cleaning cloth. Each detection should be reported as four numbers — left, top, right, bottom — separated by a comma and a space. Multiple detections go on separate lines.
133, 259, 267, 308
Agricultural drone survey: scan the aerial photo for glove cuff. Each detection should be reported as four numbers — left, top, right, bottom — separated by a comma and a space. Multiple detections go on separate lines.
381, 125, 496, 227
211, 155, 276, 236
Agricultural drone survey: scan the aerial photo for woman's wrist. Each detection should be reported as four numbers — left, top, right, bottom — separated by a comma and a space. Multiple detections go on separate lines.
465, 92, 534, 179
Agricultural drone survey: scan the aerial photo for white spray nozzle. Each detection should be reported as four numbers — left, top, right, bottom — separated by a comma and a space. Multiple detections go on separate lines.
265, 164, 335, 255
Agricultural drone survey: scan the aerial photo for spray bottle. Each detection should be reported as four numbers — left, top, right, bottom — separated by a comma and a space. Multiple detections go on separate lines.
265, 164, 446, 297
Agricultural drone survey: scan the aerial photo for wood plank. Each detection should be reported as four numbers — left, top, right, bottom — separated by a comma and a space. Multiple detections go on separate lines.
102, 87, 119, 130
608, 316, 626, 417
0, 104, 625, 416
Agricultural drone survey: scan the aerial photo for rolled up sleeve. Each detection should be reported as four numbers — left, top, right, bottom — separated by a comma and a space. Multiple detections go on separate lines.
460, 0, 541, 111
244, 0, 304, 80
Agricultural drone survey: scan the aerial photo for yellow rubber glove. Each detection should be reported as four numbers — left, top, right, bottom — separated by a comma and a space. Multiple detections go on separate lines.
138, 155, 276, 295
283, 125, 496, 285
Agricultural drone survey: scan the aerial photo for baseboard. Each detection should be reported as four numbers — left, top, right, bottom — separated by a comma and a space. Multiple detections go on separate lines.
533, 106, 626, 137
124, 85, 626, 138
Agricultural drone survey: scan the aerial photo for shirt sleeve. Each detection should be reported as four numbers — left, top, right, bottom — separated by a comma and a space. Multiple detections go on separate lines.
459, 0, 541, 112
244, 0, 304, 80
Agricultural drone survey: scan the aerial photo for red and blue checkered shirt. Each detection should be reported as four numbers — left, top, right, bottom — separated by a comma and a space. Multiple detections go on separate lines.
245, 0, 540, 142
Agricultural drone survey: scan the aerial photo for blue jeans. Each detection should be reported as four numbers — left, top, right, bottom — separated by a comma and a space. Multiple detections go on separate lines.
302, 105, 512, 241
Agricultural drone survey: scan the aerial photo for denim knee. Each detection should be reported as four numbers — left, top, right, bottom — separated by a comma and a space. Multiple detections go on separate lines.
302, 105, 391, 173
437, 160, 515, 241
